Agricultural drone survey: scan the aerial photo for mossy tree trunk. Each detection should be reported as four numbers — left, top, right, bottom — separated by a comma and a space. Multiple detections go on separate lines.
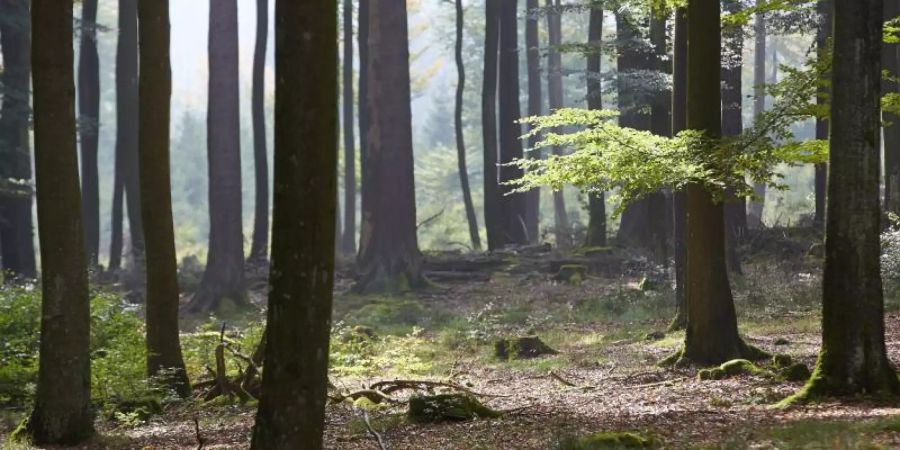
670, 7, 687, 332
24, 0, 94, 443
799, 0, 900, 399
454, 0, 481, 251
137, 0, 191, 398
249, 0, 270, 263
545, 0, 572, 250
524, 0, 542, 244
354, 0, 426, 294
0, 0, 37, 281
250, 0, 336, 446
584, 3, 606, 248
814, 0, 831, 229
78, 0, 100, 267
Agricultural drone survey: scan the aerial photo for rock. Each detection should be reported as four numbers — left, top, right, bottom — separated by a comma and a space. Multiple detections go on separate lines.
553, 264, 587, 285
495, 336, 559, 360
572, 431, 654, 449
407, 393, 500, 423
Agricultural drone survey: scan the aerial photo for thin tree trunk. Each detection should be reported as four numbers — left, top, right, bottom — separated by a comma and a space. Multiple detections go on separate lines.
249, 0, 270, 262
189, 0, 247, 313
524, 0, 541, 244
353, 0, 426, 293
669, 6, 687, 332
78, 0, 101, 267
722, 0, 745, 275
545, 0, 571, 250
358, 0, 370, 233
0, 0, 37, 281
585, 2, 606, 248
22, 0, 94, 443
342, 0, 358, 254
814, 0, 831, 228
647, 6, 670, 264
884, 0, 900, 216
137, 0, 191, 398
748, 2, 767, 228
454, 0, 481, 250
482, 0, 502, 250
250, 0, 337, 446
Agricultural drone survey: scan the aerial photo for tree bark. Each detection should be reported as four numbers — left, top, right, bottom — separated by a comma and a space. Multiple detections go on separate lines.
482, 0, 502, 250
748, 1, 767, 228
814, 0, 831, 228
249, 0, 270, 262
545, 0, 571, 250
353, 0, 426, 293
798, 0, 900, 399
250, 0, 336, 446
0, 0, 37, 281
137, 0, 191, 398
722, 0, 745, 275
670, 6, 687, 332
524, 0, 541, 244
884, 0, 900, 216
358, 0, 370, 232
23, 0, 94, 443
647, 6, 670, 264
189, 0, 246, 313
78, 0, 101, 267
454, 0, 481, 251
341, 0, 357, 255
585, 2, 606, 248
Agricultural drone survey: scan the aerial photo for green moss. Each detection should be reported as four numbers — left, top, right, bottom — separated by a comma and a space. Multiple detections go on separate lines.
772, 353, 793, 368
779, 363, 812, 382
698, 359, 769, 381
553, 265, 588, 285
407, 394, 500, 423
568, 431, 654, 449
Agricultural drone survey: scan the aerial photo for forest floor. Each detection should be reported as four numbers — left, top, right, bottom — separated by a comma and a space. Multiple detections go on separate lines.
6, 228, 900, 449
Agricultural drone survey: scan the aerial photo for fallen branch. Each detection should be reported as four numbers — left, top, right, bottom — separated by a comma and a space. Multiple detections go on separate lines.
548, 370, 577, 387
193, 417, 204, 450
361, 410, 388, 450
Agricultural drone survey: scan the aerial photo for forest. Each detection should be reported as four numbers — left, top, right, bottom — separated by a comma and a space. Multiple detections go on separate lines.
1, 0, 899, 448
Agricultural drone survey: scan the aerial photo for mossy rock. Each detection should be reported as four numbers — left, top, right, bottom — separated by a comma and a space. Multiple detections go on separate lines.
779, 362, 812, 382
407, 393, 500, 423
698, 359, 766, 381
495, 336, 559, 360
553, 264, 587, 285
570, 431, 654, 449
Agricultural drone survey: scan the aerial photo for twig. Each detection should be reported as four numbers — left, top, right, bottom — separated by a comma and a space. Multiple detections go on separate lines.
361, 410, 388, 450
548, 370, 577, 387
193, 417, 204, 450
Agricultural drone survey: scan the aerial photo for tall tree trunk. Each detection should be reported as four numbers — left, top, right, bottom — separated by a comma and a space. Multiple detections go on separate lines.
793, 0, 900, 400
249, 0, 270, 262
354, 0, 426, 293
250, 0, 337, 446
722, 0, 745, 275
814, 0, 831, 228
884, 0, 900, 216
0, 0, 37, 281
358, 0, 370, 233
189, 0, 246, 313
482, 0, 502, 250
585, 2, 606, 248
137, 0, 191, 398
22, 0, 94, 443
341, 0, 357, 254
524, 0, 541, 244
545, 0, 571, 249
680, 0, 755, 365
670, 6, 687, 332
78, 0, 100, 267
748, 2, 767, 228
647, 6, 670, 264
454, 0, 481, 250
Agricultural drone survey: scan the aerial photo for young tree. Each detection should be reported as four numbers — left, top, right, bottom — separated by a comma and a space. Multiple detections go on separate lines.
524, 0, 541, 243
341, 0, 357, 255
814, 0, 831, 227
137, 0, 191, 398
189, 0, 246, 313
249, 0, 270, 263
546, 0, 572, 249
250, 0, 337, 446
354, 0, 426, 293
0, 0, 37, 280
454, 0, 482, 250
482, 0, 502, 250
585, 2, 606, 247
788, 0, 900, 401
670, 5, 687, 331
78, 0, 101, 267
22, 0, 93, 442
748, 0, 767, 228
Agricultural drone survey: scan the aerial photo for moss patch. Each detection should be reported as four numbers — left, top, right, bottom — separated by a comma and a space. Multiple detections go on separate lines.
407, 394, 500, 423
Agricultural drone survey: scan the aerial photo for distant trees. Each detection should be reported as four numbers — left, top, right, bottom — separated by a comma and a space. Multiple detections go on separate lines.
0, 0, 36, 281
78, 0, 101, 267
454, 0, 482, 251
22, 0, 93, 443
137, 0, 191, 398
189, 0, 246, 313
250, 0, 337, 447
249, 0, 270, 263
341, 0, 357, 255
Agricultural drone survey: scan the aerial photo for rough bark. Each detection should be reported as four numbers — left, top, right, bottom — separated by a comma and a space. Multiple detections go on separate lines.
482, 0, 502, 250
78, 0, 100, 267
454, 0, 481, 250
353, 0, 426, 293
249, 0, 270, 262
794, 0, 900, 400
884, 0, 900, 216
814, 0, 831, 228
545, 0, 571, 249
249, 0, 336, 446
524, 0, 541, 244
0, 0, 37, 281
23, 0, 94, 443
137, 0, 191, 398
585, 3, 606, 248
341, 0, 357, 255
189, 0, 247, 313
748, 1, 767, 228
722, 0, 745, 275
670, 6, 687, 332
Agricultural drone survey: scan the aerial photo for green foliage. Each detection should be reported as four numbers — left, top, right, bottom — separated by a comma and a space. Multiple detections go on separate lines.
0, 286, 40, 406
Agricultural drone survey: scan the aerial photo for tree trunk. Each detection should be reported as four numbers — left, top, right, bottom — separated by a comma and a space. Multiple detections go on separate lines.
341, 0, 357, 255
78, 0, 100, 268
585, 3, 606, 248
797, 0, 900, 399
353, 0, 426, 293
647, 6, 670, 264
545, 0, 571, 250
748, 2, 767, 228
358, 0, 370, 232
23, 0, 94, 443
884, 0, 900, 216
0, 0, 37, 281
454, 0, 481, 251
189, 0, 246, 313
482, 0, 502, 250
670, 6, 687, 332
814, 0, 831, 228
250, 0, 336, 446
524, 0, 541, 244
137, 0, 191, 398
722, 0, 745, 275
249, 0, 270, 262
681, 0, 753, 365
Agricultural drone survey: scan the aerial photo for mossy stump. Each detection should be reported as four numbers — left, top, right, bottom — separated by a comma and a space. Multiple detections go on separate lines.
570, 431, 654, 449
495, 336, 558, 360
407, 394, 500, 423
552, 264, 587, 285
